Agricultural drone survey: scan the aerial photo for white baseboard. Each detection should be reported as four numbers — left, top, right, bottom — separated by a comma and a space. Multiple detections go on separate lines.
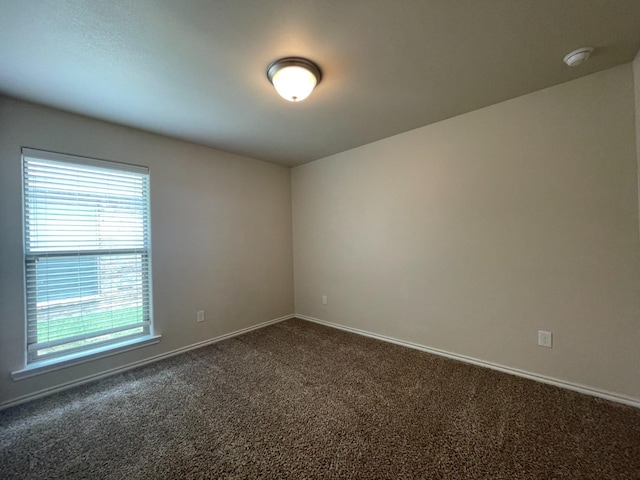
0, 314, 295, 411
296, 314, 640, 409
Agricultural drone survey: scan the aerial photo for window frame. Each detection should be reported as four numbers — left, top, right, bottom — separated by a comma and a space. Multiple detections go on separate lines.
19, 148, 156, 370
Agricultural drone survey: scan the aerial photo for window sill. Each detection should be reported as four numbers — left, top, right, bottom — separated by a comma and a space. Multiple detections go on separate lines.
12, 335, 162, 381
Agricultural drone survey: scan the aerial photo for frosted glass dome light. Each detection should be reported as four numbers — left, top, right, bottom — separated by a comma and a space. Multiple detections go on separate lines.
267, 57, 322, 102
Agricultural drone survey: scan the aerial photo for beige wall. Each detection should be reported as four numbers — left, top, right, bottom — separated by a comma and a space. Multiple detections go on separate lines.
0, 97, 294, 405
2, 62, 639, 407
292, 64, 640, 401
635, 51, 640, 234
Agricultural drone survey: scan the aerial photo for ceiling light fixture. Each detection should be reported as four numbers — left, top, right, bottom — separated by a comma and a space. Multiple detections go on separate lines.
563, 47, 594, 67
267, 57, 321, 102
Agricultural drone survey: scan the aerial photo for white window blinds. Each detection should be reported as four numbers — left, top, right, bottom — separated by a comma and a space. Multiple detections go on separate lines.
22, 148, 152, 363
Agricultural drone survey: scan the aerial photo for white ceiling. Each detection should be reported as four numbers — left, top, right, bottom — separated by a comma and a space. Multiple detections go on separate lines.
1, 1, 639, 167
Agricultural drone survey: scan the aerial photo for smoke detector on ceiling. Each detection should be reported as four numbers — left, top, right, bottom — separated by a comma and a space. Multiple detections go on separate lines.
563, 47, 594, 67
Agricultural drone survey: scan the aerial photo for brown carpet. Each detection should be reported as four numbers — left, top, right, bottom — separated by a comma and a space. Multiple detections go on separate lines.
1, 318, 639, 479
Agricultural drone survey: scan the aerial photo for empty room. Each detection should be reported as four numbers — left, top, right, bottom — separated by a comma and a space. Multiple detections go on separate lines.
1, 1, 640, 478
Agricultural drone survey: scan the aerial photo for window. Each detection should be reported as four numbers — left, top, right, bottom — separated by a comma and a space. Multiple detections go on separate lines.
22, 148, 153, 365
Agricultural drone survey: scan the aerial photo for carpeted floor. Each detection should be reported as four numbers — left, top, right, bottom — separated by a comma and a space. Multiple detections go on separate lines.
1, 318, 639, 479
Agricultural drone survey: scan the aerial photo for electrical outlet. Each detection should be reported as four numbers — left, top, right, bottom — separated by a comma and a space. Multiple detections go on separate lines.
322, 295, 328, 305
538, 330, 552, 348
197, 310, 205, 323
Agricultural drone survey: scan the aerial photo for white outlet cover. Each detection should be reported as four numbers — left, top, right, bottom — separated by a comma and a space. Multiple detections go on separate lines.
322, 295, 328, 305
197, 310, 205, 322
538, 330, 552, 348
